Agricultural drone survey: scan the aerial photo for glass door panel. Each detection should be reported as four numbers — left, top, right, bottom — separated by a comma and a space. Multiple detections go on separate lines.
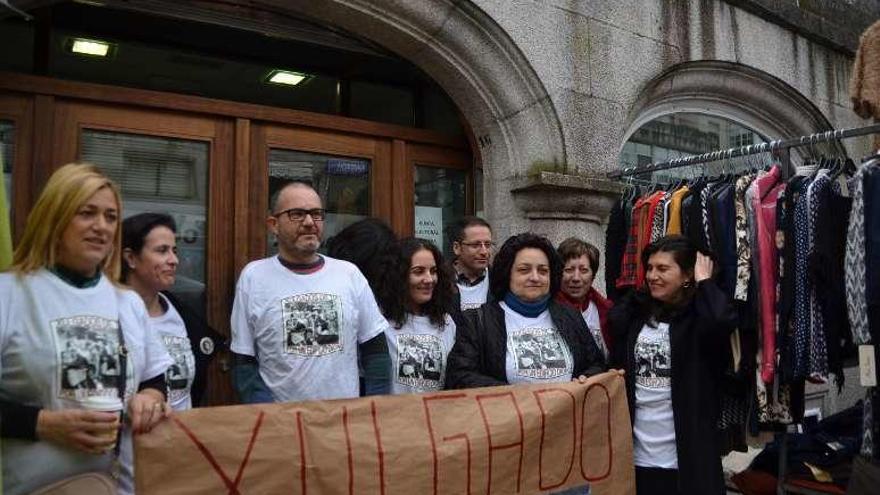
414, 165, 466, 258
81, 130, 210, 303
267, 148, 371, 255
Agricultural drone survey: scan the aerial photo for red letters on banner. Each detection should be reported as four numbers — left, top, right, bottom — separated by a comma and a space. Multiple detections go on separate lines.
476, 392, 525, 494
533, 388, 577, 490
172, 411, 265, 495
144, 375, 631, 495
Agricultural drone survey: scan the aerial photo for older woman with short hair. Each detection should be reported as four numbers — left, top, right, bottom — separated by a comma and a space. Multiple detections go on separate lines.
0, 163, 173, 495
555, 237, 613, 359
445, 232, 605, 388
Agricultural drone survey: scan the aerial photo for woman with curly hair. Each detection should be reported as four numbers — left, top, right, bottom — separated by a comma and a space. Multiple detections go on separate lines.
445, 232, 606, 388
380, 237, 457, 394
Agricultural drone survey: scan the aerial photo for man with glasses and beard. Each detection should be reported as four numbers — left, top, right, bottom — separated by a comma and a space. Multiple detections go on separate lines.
231, 182, 390, 403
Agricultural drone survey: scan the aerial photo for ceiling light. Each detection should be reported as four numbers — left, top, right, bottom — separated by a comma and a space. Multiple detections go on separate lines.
267, 70, 308, 86
70, 38, 112, 57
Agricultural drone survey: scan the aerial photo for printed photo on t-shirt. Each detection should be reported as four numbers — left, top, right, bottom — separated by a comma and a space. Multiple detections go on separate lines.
510, 327, 572, 379
634, 325, 672, 389
282, 293, 343, 356
162, 335, 194, 401
52, 315, 129, 400
395, 334, 444, 390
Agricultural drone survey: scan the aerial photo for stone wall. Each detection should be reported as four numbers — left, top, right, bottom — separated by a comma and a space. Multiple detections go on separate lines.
471, 0, 874, 293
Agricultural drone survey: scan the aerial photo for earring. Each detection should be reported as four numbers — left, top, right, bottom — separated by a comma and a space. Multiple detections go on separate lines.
683, 280, 693, 288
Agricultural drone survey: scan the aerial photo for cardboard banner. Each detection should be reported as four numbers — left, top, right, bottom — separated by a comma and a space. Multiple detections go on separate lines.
136, 371, 635, 494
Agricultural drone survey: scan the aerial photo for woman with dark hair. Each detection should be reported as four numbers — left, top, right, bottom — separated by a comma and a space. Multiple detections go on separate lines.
608, 235, 736, 495
445, 232, 605, 388
325, 217, 400, 306
382, 238, 456, 394
325, 218, 399, 395
120, 213, 223, 410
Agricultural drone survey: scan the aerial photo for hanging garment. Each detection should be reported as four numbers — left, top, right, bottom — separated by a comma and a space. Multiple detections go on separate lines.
811, 177, 852, 388
791, 176, 815, 381
650, 192, 669, 242
701, 183, 717, 252
710, 183, 737, 298
665, 185, 689, 235
754, 165, 785, 384
616, 196, 648, 290
805, 171, 831, 381
864, 164, 880, 343
846, 164, 872, 345
734, 174, 756, 301
605, 198, 629, 301
682, 191, 694, 238
778, 175, 807, 383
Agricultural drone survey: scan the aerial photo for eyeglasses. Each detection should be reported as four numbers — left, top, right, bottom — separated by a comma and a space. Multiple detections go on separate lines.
273, 208, 326, 222
460, 241, 495, 250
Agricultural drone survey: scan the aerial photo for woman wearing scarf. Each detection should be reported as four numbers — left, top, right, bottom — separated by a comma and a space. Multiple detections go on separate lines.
554, 237, 613, 359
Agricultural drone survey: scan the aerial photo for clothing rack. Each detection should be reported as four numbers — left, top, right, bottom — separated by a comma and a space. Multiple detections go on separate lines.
608, 122, 880, 495
608, 122, 880, 181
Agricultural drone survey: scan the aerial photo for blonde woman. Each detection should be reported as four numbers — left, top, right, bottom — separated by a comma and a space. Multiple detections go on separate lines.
0, 163, 173, 495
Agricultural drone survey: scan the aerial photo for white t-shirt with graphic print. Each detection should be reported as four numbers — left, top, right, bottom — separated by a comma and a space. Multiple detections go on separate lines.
501, 302, 574, 384
152, 293, 195, 411
632, 320, 678, 469
457, 271, 489, 311
582, 301, 608, 359
0, 269, 173, 495
385, 314, 456, 395
230, 255, 390, 402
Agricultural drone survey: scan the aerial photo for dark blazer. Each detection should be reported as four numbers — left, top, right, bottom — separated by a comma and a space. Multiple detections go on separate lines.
445, 300, 606, 389
608, 280, 736, 495
162, 291, 226, 407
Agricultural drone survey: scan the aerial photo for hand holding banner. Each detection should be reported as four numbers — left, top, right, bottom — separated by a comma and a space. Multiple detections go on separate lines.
135, 371, 634, 494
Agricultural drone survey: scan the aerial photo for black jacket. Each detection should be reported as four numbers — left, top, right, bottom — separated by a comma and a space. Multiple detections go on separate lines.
608, 280, 736, 495
445, 300, 606, 389
162, 291, 226, 407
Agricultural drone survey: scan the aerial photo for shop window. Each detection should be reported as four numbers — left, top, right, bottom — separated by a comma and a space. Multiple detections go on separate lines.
267, 149, 371, 255
81, 130, 209, 297
414, 165, 467, 258
620, 113, 765, 181
0, 120, 14, 214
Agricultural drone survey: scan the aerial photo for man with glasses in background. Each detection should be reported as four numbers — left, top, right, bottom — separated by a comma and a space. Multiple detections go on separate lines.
449, 216, 494, 312
230, 181, 390, 403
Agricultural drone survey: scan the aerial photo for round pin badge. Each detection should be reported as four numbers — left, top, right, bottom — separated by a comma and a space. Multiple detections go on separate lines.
199, 337, 215, 355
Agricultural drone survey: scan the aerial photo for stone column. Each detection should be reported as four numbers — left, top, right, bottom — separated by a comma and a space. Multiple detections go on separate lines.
509, 171, 623, 291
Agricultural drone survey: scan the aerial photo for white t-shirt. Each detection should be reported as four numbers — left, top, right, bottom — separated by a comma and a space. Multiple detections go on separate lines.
152, 293, 195, 411
582, 301, 608, 359
0, 270, 173, 495
457, 271, 489, 310
501, 302, 573, 384
230, 256, 389, 402
385, 314, 456, 395
632, 321, 678, 468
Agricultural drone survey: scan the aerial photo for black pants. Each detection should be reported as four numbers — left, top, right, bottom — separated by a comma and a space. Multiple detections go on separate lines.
635, 466, 680, 495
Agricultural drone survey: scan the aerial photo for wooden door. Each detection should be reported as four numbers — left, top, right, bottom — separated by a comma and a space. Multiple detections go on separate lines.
52, 99, 236, 405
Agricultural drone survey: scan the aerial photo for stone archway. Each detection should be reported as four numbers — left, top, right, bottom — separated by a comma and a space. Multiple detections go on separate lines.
621, 60, 844, 165
262, 0, 569, 234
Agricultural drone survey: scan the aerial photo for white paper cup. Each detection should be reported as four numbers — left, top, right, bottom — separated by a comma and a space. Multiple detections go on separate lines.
80, 396, 123, 443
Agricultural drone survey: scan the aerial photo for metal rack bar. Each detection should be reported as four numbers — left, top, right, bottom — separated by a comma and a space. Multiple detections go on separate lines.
609, 122, 880, 179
